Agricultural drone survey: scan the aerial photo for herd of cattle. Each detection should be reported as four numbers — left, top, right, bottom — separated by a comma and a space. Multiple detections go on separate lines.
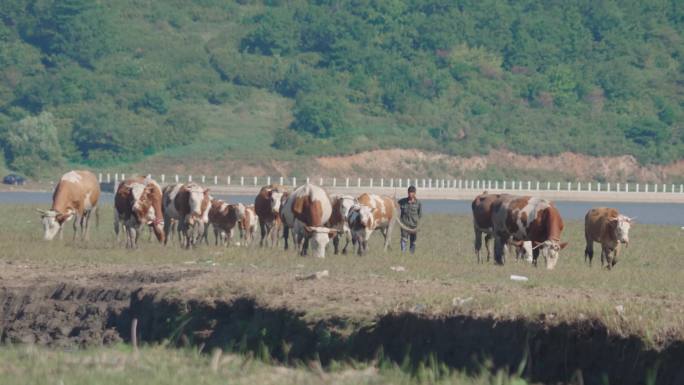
37, 170, 634, 269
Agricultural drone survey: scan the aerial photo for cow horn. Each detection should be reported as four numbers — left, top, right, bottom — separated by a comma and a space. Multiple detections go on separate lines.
36, 209, 47, 214
395, 218, 418, 234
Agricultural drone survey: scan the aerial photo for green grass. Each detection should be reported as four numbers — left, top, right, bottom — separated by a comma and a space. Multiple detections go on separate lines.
0, 344, 532, 385
4, 203, 683, 346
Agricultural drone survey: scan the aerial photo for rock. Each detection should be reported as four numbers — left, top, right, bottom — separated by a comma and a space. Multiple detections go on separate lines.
296, 270, 329, 281
390, 266, 406, 272
510, 275, 529, 282
452, 296, 473, 306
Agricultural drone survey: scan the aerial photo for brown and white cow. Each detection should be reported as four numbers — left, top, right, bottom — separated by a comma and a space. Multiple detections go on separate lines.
347, 193, 414, 256
326, 194, 356, 255
207, 199, 245, 247
162, 183, 210, 248
114, 175, 165, 248
472, 192, 532, 263
584, 207, 633, 269
254, 184, 287, 247
491, 195, 568, 269
38, 170, 100, 241
239, 204, 259, 246
281, 183, 336, 258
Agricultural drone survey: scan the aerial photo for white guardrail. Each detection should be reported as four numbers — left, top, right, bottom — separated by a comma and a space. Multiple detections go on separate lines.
98, 173, 684, 194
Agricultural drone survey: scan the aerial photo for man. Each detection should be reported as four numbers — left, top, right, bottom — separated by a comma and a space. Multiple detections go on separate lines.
398, 185, 422, 253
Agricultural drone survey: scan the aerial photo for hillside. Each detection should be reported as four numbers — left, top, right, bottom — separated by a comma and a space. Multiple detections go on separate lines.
0, 0, 683, 179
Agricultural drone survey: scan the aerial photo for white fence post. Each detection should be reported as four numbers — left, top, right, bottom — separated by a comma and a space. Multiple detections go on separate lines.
267, 176, 271, 185
671, 184, 675, 193
636, 184, 640, 193
625, 183, 628, 193
227, 176, 231, 185
306, 177, 310, 185
188, 175, 192, 182
346, 178, 350, 188
399, 179, 403, 188
429, 179, 432, 189
654, 184, 658, 193
319, 177, 323, 186
546, 181, 550, 190
503, 180, 506, 190
567, 182, 571, 191
495, 180, 499, 190
588, 182, 591, 192
357, 178, 361, 187
459, 180, 463, 189
617, 183, 621, 192
333, 178, 337, 187
279, 176, 284, 185
161, 174, 165, 184
98, 173, 102, 183
597, 182, 601, 192
201, 175, 206, 183
645, 184, 649, 192
536, 181, 540, 190
106, 173, 111, 183
121, 173, 125, 181
556, 182, 560, 191
293, 177, 297, 187
370, 178, 374, 188
380, 178, 384, 188
213, 176, 217, 185
175, 174, 179, 183
607, 183, 611, 192
680, 184, 683, 193
240, 176, 244, 186
577, 182, 581, 191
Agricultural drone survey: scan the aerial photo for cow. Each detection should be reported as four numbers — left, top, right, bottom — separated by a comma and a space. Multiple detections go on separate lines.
326, 194, 356, 254
472, 192, 511, 263
38, 170, 100, 241
280, 183, 336, 258
114, 175, 165, 248
162, 183, 210, 248
238, 204, 259, 246
491, 195, 568, 269
254, 184, 287, 247
347, 193, 415, 256
207, 199, 245, 247
584, 208, 633, 269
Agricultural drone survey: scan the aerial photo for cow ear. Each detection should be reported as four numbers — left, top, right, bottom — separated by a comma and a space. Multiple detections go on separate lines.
559, 242, 569, 250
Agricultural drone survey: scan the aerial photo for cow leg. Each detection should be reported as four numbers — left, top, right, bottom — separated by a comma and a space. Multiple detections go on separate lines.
532, 247, 540, 267
340, 229, 351, 255
584, 240, 594, 266
612, 244, 620, 268
333, 234, 340, 255
72, 213, 80, 241
382, 222, 393, 252
114, 209, 121, 243
83, 210, 93, 241
474, 228, 483, 263
484, 234, 493, 263
259, 222, 268, 247
493, 235, 506, 265
300, 235, 310, 256
282, 225, 290, 250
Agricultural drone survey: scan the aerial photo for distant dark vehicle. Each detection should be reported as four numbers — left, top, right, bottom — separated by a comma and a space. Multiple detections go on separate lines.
3, 174, 26, 185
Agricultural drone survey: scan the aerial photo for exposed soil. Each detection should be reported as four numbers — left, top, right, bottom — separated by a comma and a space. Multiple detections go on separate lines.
1, 262, 683, 385
133, 149, 684, 183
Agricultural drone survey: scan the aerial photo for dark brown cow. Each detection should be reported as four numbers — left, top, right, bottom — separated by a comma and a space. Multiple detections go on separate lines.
584, 207, 633, 269
471, 192, 510, 263
491, 195, 568, 269
254, 184, 287, 247
207, 199, 245, 247
38, 170, 100, 241
114, 175, 165, 248
162, 183, 210, 248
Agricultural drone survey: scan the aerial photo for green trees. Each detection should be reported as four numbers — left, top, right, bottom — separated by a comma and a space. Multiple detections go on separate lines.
0, 112, 63, 176
0, 0, 683, 173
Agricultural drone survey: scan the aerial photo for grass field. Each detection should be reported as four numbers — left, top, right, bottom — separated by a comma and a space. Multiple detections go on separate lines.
0, 203, 682, 384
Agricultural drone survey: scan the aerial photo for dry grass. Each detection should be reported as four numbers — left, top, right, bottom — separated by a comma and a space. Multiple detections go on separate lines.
2, 203, 683, 347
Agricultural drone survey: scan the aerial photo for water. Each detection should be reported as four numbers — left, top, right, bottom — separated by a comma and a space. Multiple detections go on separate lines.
4, 192, 682, 226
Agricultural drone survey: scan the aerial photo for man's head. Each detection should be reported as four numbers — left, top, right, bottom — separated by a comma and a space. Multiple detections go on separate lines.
408, 185, 416, 200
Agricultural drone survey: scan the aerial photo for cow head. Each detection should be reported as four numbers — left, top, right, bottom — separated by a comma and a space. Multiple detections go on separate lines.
338, 196, 356, 224
612, 215, 633, 245
37, 209, 71, 240
304, 226, 337, 258
534, 240, 569, 270
268, 189, 285, 214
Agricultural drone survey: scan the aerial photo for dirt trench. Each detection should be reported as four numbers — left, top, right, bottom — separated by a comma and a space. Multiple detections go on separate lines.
1, 270, 683, 385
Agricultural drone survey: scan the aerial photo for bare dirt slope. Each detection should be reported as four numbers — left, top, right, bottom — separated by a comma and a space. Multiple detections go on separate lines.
133, 149, 684, 183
